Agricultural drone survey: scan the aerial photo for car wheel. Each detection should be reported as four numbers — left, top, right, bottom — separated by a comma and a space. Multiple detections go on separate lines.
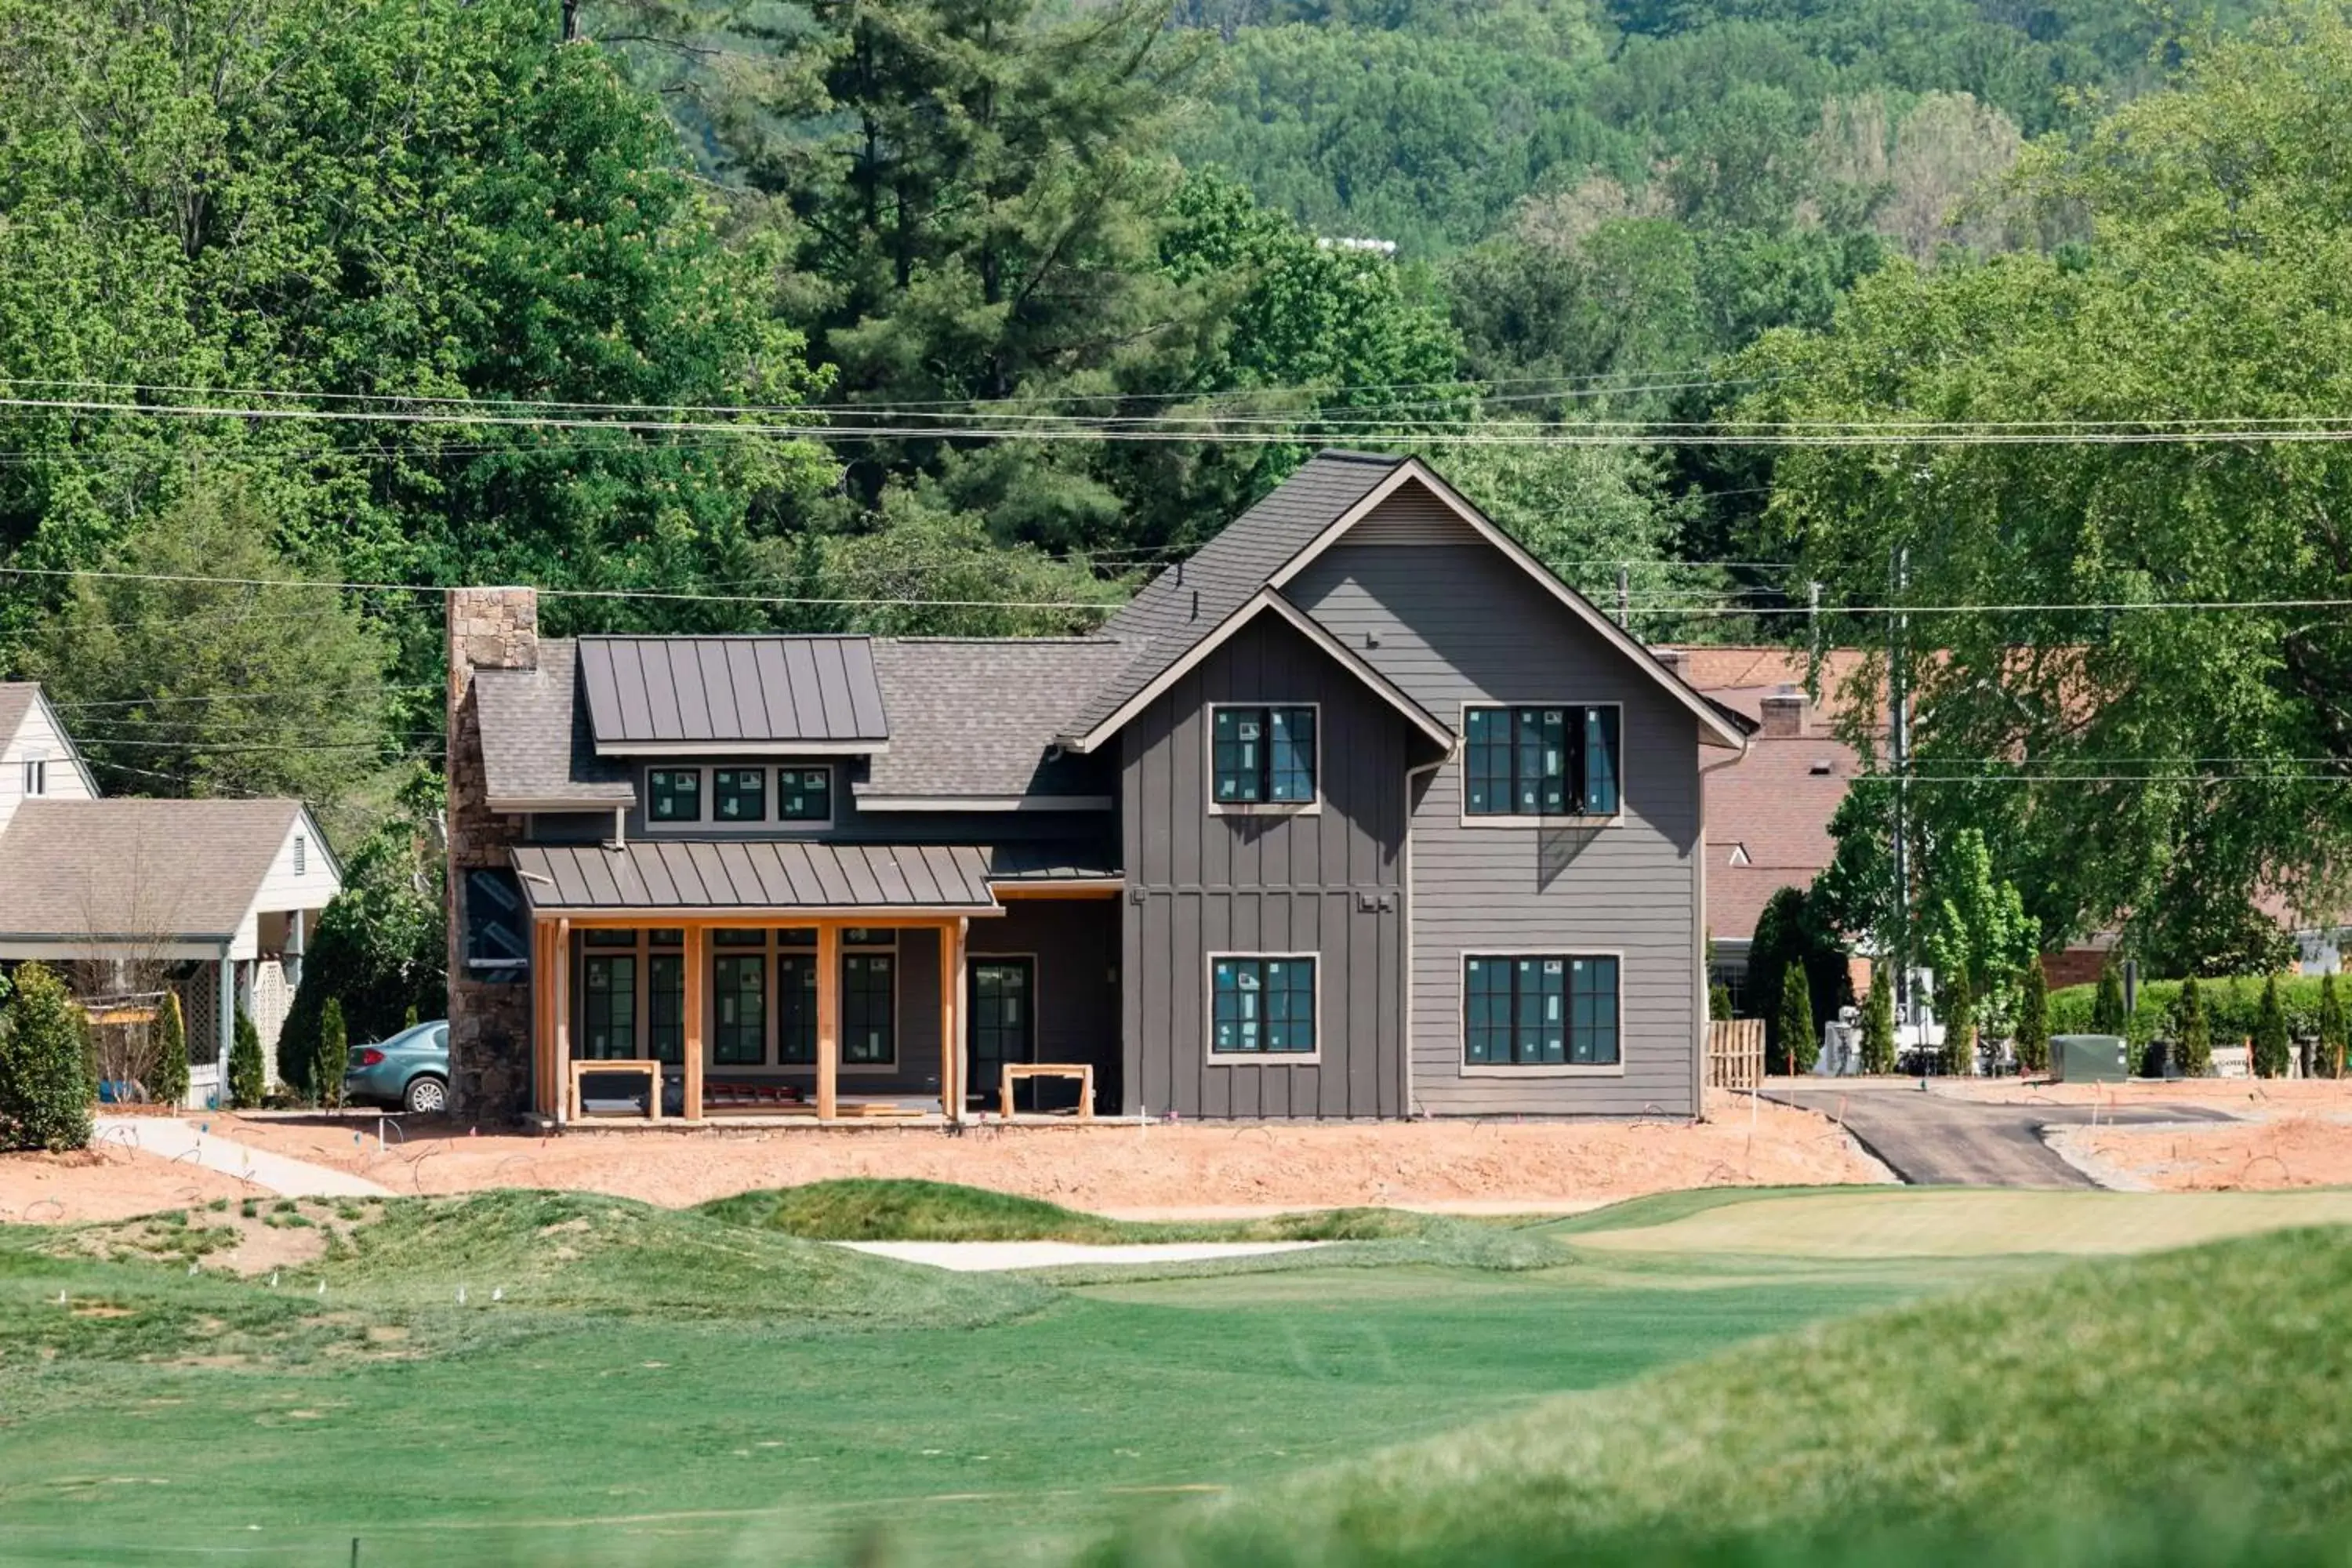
404, 1074, 448, 1114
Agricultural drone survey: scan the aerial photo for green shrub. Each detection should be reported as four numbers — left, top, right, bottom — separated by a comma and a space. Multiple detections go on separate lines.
228, 1007, 266, 1109
318, 999, 350, 1110
1942, 970, 1975, 1076
2254, 974, 2292, 1078
2174, 977, 2212, 1077
1776, 960, 1817, 1074
1860, 965, 1896, 1075
149, 989, 189, 1108
2013, 955, 2050, 1075
0, 962, 96, 1150
2091, 964, 2127, 1035
2321, 974, 2347, 1080
2053, 972, 2333, 1051
1709, 982, 1733, 1022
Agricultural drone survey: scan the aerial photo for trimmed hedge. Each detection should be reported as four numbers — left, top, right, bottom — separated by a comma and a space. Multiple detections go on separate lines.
2050, 973, 2330, 1053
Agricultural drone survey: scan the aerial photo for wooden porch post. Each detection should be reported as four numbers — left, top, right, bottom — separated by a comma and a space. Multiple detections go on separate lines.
816, 923, 840, 1123
939, 919, 967, 1123
682, 924, 706, 1123
532, 920, 557, 1118
554, 917, 572, 1124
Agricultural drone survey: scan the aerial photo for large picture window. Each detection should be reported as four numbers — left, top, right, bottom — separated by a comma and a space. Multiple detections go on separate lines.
713, 954, 766, 1064
842, 953, 895, 1065
1210, 956, 1316, 1056
1210, 706, 1316, 805
648, 768, 701, 822
1464, 955, 1619, 1066
1463, 705, 1621, 818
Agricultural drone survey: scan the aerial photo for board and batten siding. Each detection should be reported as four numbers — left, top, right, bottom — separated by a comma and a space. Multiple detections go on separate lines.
1119, 612, 1417, 1120
1286, 485, 1706, 1118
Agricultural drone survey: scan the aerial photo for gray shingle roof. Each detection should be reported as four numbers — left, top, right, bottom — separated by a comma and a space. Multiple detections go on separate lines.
863, 639, 1131, 800
0, 683, 34, 748
1063, 451, 1404, 740
511, 840, 999, 913
578, 636, 888, 747
473, 642, 634, 807
0, 798, 308, 940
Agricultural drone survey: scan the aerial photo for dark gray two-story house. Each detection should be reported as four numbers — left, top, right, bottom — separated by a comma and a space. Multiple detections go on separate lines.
442, 452, 1752, 1124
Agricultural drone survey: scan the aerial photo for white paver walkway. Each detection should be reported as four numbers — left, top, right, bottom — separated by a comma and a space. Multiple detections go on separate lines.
95, 1116, 390, 1199
836, 1240, 1327, 1272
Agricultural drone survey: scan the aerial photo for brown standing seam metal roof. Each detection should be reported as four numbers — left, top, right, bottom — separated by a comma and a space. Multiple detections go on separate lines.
473, 642, 635, 806
510, 840, 1000, 913
1061, 451, 1406, 741
0, 798, 310, 941
576, 636, 890, 747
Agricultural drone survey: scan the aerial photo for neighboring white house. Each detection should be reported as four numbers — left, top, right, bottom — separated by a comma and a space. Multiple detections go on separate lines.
0, 682, 343, 1105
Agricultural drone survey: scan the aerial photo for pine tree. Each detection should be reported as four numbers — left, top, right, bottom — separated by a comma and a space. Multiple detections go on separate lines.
149, 990, 189, 1109
1943, 969, 1976, 1076
1709, 982, 1733, 1022
2092, 963, 2128, 1036
2252, 973, 2292, 1079
1777, 960, 1819, 1074
0, 963, 96, 1151
2175, 976, 2212, 1077
1861, 964, 1897, 1074
318, 1000, 350, 1112
228, 1007, 266, 1109
2013, 954, 2051, 1075
2321, 973, 2347, 1080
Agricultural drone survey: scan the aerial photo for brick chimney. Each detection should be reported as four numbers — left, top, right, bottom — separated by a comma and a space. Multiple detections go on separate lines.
1759, 684, 1808, 738
1652, 647, 1687, 679
445, 587, 539, 1121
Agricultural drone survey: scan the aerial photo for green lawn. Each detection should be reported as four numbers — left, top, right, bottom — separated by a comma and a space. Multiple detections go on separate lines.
2, 1185, 2341, 1566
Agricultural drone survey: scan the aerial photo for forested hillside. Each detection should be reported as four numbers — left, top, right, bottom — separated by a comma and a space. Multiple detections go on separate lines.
0, 0, 2285, 886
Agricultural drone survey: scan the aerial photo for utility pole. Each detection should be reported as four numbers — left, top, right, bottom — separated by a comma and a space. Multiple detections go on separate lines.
1615, 566, 1630, 628
1889, 543, 1911, 1029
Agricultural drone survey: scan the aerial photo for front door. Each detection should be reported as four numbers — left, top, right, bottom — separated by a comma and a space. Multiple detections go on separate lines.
967, 959, 1036, 1110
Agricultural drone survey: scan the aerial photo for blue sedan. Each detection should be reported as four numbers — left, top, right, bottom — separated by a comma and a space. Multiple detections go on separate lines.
343, 1020, 450, 1113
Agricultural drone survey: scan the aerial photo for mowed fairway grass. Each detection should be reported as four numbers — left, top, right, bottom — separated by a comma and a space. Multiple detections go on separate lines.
1, 1181, 2346, 1566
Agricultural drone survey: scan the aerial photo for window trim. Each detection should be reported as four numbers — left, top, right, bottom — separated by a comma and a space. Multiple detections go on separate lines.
1455, 702, 1625, 828
1204, 951, 1323, 1065
641, 764, 837, 832
23, 755, 47, 797
1205, 702, 1323, 817
1457, 949, 1626, 1078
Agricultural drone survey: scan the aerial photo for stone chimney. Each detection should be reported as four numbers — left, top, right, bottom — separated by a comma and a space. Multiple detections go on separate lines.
1759, 684, 1808, 738
445, 587, 540, 1122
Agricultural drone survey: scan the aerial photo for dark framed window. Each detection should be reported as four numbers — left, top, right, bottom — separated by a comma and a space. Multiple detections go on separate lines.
778, 953, 818, 1064
1210, 956, 1316, 1055
713, 954, 766, 1064
582, 956, 637, 1059
844, 927, 895, 947
648, 954, 684, 1065
843, 953, 895, 1064
1463, 705, 1621, 817
778, 768, 832, 822
713, 927, 765, 947
22, 757, 45, 797
1465, 955, 1619, 1066
713, 768, 766, 822
648, 768, 701, 822
462, 868, 529, 977
1211, 706, 1316, 804
583, 927, 637, 948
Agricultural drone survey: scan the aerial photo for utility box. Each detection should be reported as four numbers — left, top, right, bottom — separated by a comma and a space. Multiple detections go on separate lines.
2051, 1033, 2130, 1083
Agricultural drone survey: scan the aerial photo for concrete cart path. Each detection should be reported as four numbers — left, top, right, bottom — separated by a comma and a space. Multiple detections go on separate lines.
95, 1117, 391, 1199
837, 1240, 1327, 1272
1761, 1086, 2235, 1189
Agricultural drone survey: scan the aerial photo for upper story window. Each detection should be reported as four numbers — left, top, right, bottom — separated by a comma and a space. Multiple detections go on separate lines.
648, 768, 701, 822
778, 768, 832, 822
1463, 704, 1621, 819
1210, 706, 1316, 807
713, 768, 766, 822
21, 757, 45, 797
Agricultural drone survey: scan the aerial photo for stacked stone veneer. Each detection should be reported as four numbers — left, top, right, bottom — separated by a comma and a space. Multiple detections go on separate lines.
446, 586, 539, 1120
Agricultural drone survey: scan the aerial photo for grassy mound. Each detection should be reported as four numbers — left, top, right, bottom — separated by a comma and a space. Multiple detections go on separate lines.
701, 1178, 1431, 1244
1089, 1225, 2352, 1565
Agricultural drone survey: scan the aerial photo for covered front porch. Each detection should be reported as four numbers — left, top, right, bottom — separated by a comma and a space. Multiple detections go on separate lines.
512, 841, 1120, 1125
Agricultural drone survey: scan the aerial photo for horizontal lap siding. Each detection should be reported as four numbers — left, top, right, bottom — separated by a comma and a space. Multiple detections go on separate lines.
1120, 614, 1408, 1120
1288, 493, 1703, 1119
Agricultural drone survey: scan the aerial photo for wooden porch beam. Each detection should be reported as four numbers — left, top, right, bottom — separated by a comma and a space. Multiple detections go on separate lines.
545, 912, 996, 930
816, 922, 840, 1123
682, 923, 707, 1123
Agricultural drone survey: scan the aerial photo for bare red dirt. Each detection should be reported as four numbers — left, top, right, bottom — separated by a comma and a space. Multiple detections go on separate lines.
0, 1145, 254, 1224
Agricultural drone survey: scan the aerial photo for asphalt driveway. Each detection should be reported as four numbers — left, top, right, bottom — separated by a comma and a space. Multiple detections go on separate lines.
1762, 1084, 2236, 1188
